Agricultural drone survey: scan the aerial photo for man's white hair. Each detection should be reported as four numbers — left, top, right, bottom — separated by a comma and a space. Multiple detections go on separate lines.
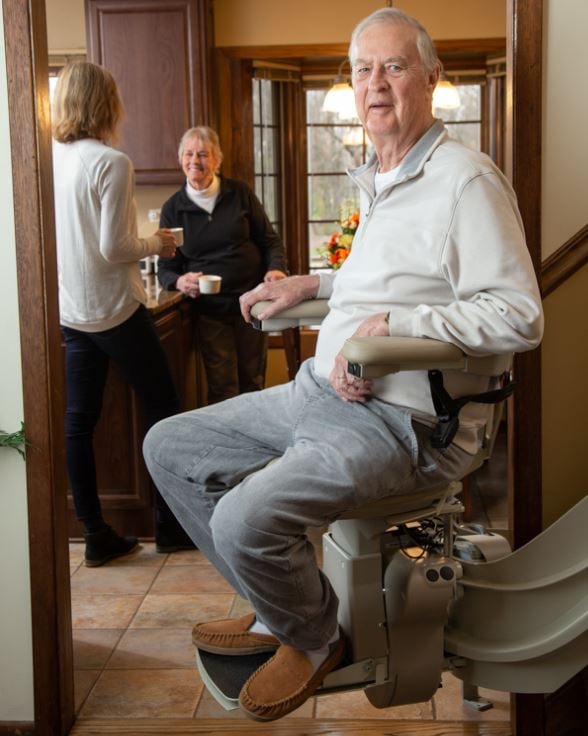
348, 7, 440, 74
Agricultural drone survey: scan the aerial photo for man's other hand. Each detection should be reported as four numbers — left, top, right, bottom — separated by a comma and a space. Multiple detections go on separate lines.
240, 274, 320, 323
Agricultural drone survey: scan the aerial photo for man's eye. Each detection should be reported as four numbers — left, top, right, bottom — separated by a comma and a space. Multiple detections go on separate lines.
354, 66, 370, 76
385, 63, 403, 74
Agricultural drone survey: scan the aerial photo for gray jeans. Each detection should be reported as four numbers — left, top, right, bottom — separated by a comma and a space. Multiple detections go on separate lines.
143, 359, 473, 650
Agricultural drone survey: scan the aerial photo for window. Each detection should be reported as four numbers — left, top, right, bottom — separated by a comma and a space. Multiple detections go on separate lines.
434, 83, 482, 151
305, 89, 372, 267
252, 78, 282, 234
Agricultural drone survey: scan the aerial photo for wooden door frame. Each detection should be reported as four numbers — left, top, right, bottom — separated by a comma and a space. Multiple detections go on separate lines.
2, 0, 543, 734
2, 1, 74, 734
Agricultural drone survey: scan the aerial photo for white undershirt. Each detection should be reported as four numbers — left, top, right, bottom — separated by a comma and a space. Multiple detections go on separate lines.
374, 164, 401, 195
185, 174, 220, 213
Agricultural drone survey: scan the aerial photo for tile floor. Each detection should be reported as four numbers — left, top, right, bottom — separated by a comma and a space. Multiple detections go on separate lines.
70, 451, 511, 725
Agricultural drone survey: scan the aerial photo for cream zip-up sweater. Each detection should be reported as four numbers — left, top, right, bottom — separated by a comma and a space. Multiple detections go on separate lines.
314, 120, 544, 452
53, 138, 162, 332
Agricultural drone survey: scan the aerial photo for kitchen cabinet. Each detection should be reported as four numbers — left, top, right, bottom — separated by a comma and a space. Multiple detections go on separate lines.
85, 0, 213, 184
66, 290, 201, 539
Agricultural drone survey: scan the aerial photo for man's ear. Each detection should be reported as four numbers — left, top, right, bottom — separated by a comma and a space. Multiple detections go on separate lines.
428, 64, 441, 91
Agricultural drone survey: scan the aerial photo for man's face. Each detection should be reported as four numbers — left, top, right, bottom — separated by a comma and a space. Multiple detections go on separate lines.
351, 22, 437, 146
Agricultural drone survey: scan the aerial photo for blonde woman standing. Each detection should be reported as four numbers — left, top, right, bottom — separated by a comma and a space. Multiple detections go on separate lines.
52, 62, 192, 565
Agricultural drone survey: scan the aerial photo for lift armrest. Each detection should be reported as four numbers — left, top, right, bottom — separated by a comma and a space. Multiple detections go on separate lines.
250, 299, 330, 331
343, 337, 511, 379
250, 300, 511, 378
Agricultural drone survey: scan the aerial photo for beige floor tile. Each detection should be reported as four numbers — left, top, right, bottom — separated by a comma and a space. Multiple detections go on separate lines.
315, 688, 433, 719
194, 686, 315, 719
78, 669, 203, 718
73, 629, 123, 669
74, 669, 100, 714
131, 593, 234, 629
149, 563, 234, 595
108, 628, 197, 669
70, 563, 160, 596
434, 671, 510, 721
71, 594, 144, 629
163, 548, 208, 566
69, 543, 85, 569
107, 543, 167, 568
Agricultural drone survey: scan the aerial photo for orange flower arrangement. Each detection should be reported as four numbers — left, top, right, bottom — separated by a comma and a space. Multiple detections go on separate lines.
323, 211, 360, 269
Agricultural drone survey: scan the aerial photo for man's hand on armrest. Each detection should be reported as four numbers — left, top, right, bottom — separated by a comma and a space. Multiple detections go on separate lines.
328, 312, 388, 402
240, 274, 320, 323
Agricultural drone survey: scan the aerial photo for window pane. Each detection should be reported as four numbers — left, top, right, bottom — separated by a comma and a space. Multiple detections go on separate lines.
262, 176, 278, 222
437, 84, 481, 122
252, 81, 260, 125
261, 80, 274, 124
307, 125, 367, 173
445, 122, 481, 151
255, 175, 263, 202
306, 89, 344, 125
261, 126, 277, 173
308, 221, 344, 265
308, 174, 359, 221
253, 127, 262, 172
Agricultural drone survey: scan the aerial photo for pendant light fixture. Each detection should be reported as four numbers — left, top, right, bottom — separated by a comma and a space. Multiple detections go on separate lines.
433, 78, 461, 110
322, 60, 358, 120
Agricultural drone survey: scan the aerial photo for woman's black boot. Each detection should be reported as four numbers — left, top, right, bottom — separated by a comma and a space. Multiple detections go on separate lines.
84, 526, 139, 567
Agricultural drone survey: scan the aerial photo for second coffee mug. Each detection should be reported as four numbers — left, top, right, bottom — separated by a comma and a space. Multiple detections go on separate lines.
170, 227, 184, 246
199, 275, 222, 294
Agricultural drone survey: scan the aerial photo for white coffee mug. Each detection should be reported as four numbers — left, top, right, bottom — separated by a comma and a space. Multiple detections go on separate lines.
170, 227, 184, 246
199, 275, 222, 294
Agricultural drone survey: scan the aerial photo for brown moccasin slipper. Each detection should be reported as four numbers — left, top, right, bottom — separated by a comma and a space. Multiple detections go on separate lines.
192, 612, 280, 655
239, 634, 346, 721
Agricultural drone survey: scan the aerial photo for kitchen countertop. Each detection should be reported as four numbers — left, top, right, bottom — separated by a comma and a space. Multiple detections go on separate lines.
142, 274, 184, 315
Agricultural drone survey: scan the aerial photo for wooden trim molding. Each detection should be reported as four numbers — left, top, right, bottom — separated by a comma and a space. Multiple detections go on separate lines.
507, 3, 544, 733
218, 38, 506, 60
541, 224, 588, 296
0, 725, 34, 736
2, 1, 73, 734
69, 718, 512, 735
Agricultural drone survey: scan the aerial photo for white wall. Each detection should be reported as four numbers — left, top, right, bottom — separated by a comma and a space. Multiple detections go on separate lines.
541, 0, 588, 258
0, 3, 35, 722
541, 0, 588, 526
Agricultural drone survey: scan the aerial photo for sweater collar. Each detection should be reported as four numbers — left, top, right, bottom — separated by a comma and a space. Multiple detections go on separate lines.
348, 118, 447, 200
177, 175, 227, 211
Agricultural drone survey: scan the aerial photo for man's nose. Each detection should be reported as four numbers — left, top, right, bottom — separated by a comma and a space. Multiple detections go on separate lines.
368, 66, 389, 89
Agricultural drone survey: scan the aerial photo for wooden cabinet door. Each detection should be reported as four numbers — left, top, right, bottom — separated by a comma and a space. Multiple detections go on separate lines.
85, 0, 213, 184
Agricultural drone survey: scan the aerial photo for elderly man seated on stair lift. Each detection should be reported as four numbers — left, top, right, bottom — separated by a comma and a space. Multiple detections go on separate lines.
143, 6, 543, 722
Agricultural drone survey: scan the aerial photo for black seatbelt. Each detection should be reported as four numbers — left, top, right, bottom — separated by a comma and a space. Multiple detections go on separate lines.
427, 369, 515, 449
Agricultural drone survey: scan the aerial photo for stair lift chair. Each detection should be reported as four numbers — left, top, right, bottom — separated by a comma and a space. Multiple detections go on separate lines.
195, 300, 588, 713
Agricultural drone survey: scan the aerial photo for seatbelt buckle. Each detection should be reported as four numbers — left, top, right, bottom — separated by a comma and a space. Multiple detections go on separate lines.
430, 416, 459, 449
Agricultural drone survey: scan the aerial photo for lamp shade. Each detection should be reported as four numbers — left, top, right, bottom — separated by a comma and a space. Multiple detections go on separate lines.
322, 80, 358, 120
433, 80, 461, 110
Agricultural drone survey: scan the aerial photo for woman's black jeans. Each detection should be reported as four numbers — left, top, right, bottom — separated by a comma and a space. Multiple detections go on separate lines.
62, 305, 180, 531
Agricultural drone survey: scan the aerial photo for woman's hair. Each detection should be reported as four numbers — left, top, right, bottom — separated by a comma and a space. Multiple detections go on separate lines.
348, 7, 440, 75
52, 61, 124, 144
177, 126, 223, 169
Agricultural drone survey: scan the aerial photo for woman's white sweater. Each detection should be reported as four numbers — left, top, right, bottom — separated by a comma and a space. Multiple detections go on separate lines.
53, 138, 162, 332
